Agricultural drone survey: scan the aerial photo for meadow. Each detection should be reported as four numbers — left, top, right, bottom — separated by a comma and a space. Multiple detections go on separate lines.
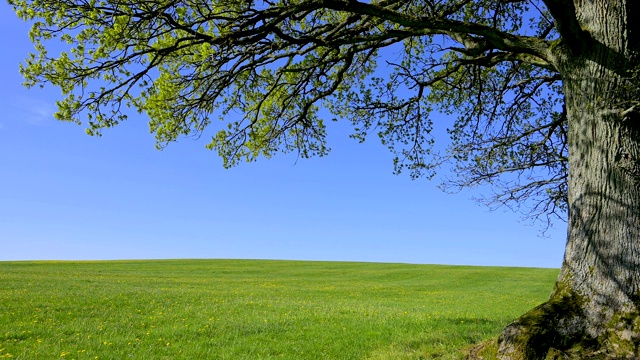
0, 259, 558, 359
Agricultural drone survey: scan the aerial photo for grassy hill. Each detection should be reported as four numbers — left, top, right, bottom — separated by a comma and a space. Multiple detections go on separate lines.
0, 259, 557, 359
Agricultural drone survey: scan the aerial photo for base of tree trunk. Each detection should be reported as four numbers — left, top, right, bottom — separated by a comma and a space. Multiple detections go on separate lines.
464, 338, 498, 359
483, 291, 640, 359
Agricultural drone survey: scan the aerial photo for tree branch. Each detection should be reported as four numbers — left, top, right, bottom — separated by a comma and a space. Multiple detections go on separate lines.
316, 0, 555, 67
542, 0, 588, 53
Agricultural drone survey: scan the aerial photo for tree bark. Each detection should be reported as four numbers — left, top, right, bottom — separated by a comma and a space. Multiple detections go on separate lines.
497, 1, 640, 358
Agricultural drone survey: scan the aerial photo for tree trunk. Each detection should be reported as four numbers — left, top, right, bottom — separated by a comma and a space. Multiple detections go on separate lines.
496, 1, 640, 358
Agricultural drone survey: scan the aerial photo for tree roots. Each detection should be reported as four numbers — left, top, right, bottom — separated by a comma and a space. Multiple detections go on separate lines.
465, 291, 640, 359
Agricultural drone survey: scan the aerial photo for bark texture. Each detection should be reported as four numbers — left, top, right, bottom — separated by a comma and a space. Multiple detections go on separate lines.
497, 1, 640, 358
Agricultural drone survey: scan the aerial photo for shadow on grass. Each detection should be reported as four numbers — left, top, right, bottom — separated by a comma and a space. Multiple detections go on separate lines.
366, 317, 504, 360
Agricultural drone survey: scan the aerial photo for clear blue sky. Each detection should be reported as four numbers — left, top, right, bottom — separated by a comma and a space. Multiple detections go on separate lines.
0, 4, 565, 268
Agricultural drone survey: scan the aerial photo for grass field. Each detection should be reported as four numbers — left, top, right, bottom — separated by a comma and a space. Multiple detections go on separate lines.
0, 259, 558, 359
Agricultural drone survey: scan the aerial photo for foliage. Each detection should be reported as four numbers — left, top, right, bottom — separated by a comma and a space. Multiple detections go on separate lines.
0, 259, 557, 359
9, 0, 568, 220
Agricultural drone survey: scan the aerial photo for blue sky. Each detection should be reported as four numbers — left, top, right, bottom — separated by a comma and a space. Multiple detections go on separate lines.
0, 3, 566, 268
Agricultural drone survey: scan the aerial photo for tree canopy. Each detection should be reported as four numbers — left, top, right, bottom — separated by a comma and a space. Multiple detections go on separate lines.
10, 0, 568, 219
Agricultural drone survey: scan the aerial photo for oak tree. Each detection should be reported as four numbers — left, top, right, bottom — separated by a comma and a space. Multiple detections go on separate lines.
10, 0, 640, 357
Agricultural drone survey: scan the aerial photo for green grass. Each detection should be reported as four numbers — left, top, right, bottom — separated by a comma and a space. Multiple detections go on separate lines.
0, 259, 557, 359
